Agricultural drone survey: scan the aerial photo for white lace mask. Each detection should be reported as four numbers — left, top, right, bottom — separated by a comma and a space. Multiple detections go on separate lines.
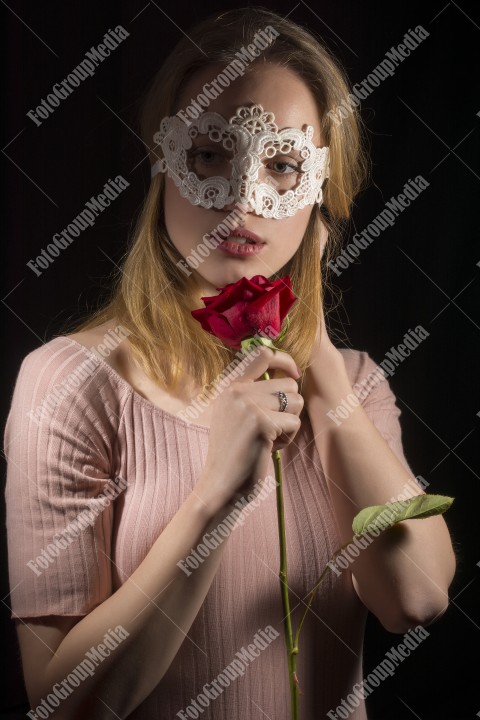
151, 104, 329, 219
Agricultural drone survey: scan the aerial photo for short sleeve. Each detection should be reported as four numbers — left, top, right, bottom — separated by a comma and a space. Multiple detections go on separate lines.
4, 338, 121, 618
341, 349, 420, 482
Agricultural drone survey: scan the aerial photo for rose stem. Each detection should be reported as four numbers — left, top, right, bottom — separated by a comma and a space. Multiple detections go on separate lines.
262, 370, 299, 719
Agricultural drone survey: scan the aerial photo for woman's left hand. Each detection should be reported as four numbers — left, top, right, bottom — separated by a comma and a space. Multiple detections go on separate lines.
300, 307, 351, 410
300, 219, 353, 408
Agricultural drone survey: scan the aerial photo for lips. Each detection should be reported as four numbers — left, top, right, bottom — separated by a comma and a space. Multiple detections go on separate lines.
222, 228, 265, 245
217, 227, 266, 257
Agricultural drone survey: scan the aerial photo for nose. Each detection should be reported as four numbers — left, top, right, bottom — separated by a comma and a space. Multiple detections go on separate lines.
220, 169, 281, 216
218, 200, 254, 221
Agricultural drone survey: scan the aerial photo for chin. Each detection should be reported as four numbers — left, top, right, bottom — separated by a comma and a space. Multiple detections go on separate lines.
197, 266, 257, 291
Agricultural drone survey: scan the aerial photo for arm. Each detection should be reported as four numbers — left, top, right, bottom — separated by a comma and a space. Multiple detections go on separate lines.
9, 343, 303, 719
302, 325, 456, 634
16, 488, 232, 720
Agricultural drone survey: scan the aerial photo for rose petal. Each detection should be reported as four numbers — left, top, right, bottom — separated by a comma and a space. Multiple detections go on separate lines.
192, 275, 297, 349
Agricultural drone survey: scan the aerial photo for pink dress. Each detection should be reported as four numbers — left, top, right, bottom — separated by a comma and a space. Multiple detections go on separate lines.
4, 337, 418, 719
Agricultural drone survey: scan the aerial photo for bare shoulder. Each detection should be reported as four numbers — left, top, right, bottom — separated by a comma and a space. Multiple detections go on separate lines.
67, 319, 131, 377
67, 320, 202, 414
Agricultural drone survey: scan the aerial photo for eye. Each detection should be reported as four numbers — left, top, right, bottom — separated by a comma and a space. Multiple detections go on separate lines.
267, 157, 303, 175
188, 147, 230, 166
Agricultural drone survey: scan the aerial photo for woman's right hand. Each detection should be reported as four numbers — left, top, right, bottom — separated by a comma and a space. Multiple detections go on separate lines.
194, 346, 304, 516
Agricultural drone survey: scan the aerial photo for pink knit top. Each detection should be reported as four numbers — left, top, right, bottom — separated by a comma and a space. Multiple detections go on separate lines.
4, 337, 415, 719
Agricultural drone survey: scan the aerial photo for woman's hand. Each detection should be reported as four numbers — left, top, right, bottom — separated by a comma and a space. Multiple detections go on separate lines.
299, 273, 456, 632
301, 305, 349, 410
195, 346, 304, 516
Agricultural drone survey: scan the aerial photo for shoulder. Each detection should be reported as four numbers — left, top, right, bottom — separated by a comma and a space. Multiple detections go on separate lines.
66, 320, 131, 373
17, 319, 131, 388
7, 325, 131, 438
338, 347, 381, 386
338, 347, 415, 474
338, 347, 396, 408
15, 334, 115, 398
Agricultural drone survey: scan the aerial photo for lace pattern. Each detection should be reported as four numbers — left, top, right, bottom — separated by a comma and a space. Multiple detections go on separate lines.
152, 104, 330, 219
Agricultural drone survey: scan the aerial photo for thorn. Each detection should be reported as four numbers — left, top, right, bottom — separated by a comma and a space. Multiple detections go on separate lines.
293, 671, 304, 695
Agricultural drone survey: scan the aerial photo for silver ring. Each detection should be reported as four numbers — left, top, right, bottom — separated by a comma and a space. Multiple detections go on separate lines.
275, 391, 288, 412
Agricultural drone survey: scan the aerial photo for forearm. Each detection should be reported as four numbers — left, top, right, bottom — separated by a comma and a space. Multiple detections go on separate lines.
38, 482, 232, 719
305, 351, 456, 633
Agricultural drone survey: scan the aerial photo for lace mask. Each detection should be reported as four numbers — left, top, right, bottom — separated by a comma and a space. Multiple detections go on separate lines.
151, 104, 329, 219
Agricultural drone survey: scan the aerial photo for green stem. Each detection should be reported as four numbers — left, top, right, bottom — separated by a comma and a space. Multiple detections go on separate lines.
294, 539, 354, 651
274, 448, 299, 718
261, 360, 351, 719
262, 370, 299, 719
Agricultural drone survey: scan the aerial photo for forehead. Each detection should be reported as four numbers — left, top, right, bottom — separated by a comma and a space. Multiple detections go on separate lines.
175, 62, 323, 145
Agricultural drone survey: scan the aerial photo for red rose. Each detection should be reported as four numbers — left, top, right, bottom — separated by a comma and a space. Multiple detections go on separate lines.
191, 275, 297, 349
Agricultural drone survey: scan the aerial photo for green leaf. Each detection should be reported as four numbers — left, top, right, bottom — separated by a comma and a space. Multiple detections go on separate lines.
352, 494, 454, 536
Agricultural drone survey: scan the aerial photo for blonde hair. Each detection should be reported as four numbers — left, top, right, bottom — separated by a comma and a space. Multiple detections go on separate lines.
73, 6, 368, 394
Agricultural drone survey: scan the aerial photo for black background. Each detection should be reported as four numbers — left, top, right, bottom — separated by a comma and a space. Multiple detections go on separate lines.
1, 1, 478, 718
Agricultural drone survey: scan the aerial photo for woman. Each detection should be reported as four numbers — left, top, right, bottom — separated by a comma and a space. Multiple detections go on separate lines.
5, 7, 455, 719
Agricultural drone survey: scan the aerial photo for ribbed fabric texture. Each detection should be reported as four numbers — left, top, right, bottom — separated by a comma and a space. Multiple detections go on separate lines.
4, 337, 416, 719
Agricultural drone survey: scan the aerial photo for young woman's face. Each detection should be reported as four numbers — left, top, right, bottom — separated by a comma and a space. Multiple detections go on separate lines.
163, 62, 325, 296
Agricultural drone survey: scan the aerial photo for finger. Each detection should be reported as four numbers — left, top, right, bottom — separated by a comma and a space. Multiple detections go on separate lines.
229, 346, 300, 383
248, 392, 304, 420
269, 389, 304, 417
268, 413, 302, 450
263, 410, 302, 441
272, 430, 300, 452
247, 379, 304, 416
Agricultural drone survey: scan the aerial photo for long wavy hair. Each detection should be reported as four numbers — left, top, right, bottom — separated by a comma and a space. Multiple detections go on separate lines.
73, 6, 368, 394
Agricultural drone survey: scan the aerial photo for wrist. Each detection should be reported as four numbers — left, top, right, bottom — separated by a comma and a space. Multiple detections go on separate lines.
190, 475, 232, 525
303, 347, 353, 408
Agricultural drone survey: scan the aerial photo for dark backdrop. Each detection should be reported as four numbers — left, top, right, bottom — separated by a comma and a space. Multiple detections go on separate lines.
1, 1, 478, 718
